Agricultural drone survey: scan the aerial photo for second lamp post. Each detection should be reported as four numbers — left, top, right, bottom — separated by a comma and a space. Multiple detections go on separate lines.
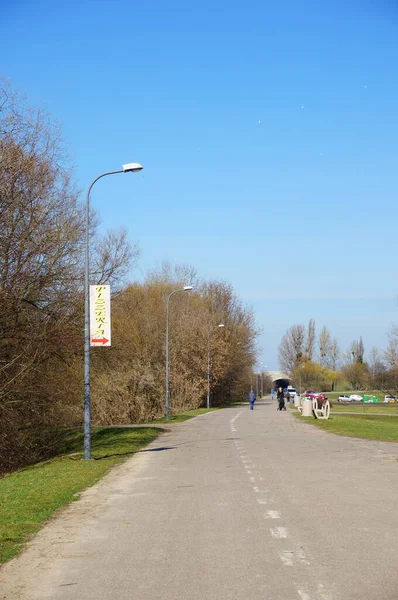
207, 324, 224, 409
165, 286, 193, 420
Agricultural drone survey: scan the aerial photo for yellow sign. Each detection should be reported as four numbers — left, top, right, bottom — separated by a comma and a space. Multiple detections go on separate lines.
89, 285, 111, 346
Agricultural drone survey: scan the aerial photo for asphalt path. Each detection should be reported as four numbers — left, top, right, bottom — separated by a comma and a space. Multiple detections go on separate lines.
1, 401, 398, 599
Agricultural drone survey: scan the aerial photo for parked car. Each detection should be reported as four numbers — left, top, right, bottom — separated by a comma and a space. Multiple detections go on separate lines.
384, 395, 396, 403
305, 390, 328, 401
305, 390, 328, 409
338, 395, 351, 402
349, 394, 363, 401
287, 387, 297, 398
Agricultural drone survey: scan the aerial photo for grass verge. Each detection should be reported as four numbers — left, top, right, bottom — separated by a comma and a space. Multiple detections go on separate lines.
0, 426, 161, 564
294, 412, 398, 443
331, 404, 398, 414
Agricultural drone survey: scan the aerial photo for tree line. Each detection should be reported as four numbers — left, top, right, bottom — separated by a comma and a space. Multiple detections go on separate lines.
0, 80, 258, 473
278, 319, 398, 394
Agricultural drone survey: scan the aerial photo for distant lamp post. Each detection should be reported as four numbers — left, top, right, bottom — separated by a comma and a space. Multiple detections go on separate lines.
84, 162, 143, 461
207, 324, 225, 409
165, 286, 193, 420
261, 366, 267, 397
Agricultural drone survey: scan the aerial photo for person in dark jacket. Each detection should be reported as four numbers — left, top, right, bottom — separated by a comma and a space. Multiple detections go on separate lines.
277, 387, 286, 411
249, 390, 256, 410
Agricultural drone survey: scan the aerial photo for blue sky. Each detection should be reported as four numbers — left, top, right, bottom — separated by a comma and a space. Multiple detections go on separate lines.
2, 0, 397, 369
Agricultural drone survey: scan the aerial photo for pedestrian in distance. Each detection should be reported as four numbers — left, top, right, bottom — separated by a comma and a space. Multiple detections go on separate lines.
271, 388, 275, 400
286, 390, 290, 403
249, 389, 256, 410
277, 387, 286, 411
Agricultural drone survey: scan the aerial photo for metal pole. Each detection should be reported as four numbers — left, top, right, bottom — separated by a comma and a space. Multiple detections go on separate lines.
299, 366, 302, 396
84, 169, 124, 461
207, 331, 211, 409
165, 295, 170, 420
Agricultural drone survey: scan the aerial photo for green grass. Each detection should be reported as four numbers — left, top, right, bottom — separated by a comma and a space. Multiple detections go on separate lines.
331, 404, 398, 414
295, 413, 398, 443
0, 426, 161, 564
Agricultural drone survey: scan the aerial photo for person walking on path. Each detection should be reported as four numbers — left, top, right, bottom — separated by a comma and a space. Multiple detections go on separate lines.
271, 388, 275, 400
249, 389, 256, 410
277, 387, 286, 411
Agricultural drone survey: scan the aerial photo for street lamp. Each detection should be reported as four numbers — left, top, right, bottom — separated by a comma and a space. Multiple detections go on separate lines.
84, 162, 143, 461
207, 324, 225, 409
260, 365, 267, 398
165, 286, 193, 420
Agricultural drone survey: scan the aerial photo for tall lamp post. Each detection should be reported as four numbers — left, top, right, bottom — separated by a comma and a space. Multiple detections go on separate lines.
260, 365, 267, 398
84, 162, 143, 461
165, 286, 193, 420
207, 323, 224, 409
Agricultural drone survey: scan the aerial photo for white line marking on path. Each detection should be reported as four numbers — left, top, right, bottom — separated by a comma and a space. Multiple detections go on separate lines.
257, 498, 268, 505
230, 411, 243, 425
270, 527, 288, 539
264, 510, 280, 519
317, 584, 333, 599
280, 549, 309, 566
253, 486, 269, 493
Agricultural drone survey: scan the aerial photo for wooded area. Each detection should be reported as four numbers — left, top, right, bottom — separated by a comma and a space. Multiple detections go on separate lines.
0, 81, 257, 474
278, 319, 398, 394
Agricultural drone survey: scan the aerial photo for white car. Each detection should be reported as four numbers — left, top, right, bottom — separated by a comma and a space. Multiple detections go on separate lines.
384, 395, 396, 403
338, 395, 351, 402
349, 394, 363, 401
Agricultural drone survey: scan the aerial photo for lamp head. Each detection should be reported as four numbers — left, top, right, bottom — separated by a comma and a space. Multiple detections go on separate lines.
218, 324, 225, 328
183, 286, 193, 291
122, 162, 143, 173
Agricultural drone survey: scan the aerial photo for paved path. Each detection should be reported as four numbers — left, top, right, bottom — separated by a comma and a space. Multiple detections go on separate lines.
1, 402, 398, 600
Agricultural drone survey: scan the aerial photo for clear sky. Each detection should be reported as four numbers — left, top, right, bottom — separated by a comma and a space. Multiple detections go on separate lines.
2, 0, 397, 369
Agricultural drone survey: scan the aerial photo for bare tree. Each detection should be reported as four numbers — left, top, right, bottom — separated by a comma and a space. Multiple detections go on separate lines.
383, 340, 398, 370
306, 319, 316, 360
278, 324, 306, 373
330, 338, 340, 370
369, 347, 383, 377
0, 79, 137, 472
318, 326, 332, 366
358, 337, 365, 363
388, 324, 398, 350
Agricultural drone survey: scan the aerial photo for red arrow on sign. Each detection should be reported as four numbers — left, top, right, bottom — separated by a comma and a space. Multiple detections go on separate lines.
91, 336, 109, 345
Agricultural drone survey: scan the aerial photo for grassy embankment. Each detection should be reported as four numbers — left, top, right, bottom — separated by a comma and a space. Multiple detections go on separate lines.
0, 426, 162, 564
291, 389, 398, 441
294, 410, 398, 443
298, 413, 398, 442
331, 404, 398, 414
0, 407, 220, 564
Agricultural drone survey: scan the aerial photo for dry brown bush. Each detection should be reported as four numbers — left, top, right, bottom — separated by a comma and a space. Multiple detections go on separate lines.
0, 81, 258, 473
